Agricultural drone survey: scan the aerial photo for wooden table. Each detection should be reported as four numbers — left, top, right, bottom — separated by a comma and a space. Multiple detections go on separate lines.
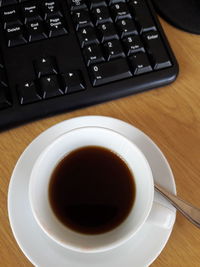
1, 18, 200, 266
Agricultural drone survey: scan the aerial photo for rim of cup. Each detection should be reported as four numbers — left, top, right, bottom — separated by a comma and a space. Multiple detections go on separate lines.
29, 126, 154, 253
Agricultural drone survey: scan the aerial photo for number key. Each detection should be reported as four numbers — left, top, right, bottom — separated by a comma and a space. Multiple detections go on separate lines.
123, 35, 144, 55
89, 58, 132, 86
77, 26, 99, 47
97, 23, 119, 42
91, 6, 112, 25
72, 9, 93, 30
110, 2, 131, 21
116, 18, 138, 38
83, 44, 105, 66
103, 40, 125, 61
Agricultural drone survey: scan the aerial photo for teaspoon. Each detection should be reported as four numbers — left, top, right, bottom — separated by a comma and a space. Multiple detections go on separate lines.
154, 183, 200, 228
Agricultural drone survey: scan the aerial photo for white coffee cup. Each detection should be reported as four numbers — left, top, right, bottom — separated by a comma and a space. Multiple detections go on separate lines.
29, 126, 154, 253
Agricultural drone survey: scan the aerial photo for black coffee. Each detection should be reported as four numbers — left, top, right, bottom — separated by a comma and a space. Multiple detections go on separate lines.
49, 146, 135, 235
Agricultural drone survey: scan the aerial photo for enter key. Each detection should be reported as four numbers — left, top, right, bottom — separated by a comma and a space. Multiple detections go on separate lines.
143, 31, 172, 70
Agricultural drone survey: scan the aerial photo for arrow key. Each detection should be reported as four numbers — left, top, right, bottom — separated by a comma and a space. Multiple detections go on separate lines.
33, 56, 58, 78
61, 71, 85, 94
17, 81, 41, 104
38, 75, 64, 99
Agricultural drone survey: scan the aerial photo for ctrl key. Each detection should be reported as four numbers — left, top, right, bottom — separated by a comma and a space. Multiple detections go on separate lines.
6, 23, 27, 47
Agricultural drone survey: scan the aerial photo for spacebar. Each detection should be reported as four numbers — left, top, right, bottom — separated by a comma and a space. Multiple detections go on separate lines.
90, 59, 132, 86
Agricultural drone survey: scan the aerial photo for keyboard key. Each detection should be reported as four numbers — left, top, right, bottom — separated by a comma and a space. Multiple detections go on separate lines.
128, 0, 156, 33
70, 0, 87, 11
61, 71, 85, 94
0, 68, 8, 87
136, 16, 156, 34
38, 75, 63, 99
107, 0, 126, 5
1, 6, 21, 29
0, 0, 17, 7
26, 20, 47, 42
123, 35, 144, 55
110, 2, 131, 21
6, 22, 27, 47
128, 0, 146, 9
0, 54, 4, 69
103, 39, 125, 61
42, 0, 62, 19
97, 23, 119, 42
34, 56, 58, 78
17, 81, 41, 104
0, 85, 11, 109
72, 9, 93, 30
91, 6, 112, 25
89, 0, 107, 9
22, 1, 42, 23
77, 26, 99, 47
83, 44, 105, 66
143, 31, 172, 70
89, 58, 132, 86
128, 0, 148, 15
116, 18, 138, 38
46, 16, 68, 37
129, 52, 152, 75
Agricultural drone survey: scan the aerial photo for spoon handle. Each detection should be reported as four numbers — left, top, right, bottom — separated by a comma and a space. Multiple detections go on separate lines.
155, 184, 200, 228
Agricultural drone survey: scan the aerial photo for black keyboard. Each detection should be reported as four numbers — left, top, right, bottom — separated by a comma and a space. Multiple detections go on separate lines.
0, 0, 178, 131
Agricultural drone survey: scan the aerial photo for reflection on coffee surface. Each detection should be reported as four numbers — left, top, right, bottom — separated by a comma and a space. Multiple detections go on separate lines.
49, 146, 135, 234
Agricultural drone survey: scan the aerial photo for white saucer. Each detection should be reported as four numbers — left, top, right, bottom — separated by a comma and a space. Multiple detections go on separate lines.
8, 116, 176, 267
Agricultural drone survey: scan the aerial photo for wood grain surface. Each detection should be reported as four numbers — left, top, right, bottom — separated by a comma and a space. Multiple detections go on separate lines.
0, 18, 200, 266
